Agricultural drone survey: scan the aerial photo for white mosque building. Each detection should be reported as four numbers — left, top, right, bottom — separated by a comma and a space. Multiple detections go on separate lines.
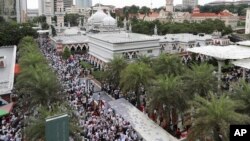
49, 4, 225, 69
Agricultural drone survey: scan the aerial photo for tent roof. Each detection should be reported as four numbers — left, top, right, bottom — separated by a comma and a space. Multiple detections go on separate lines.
187, 45, 250, 60
232, 59, 250, 70
236, 41, 250, 47
0, 102, 14, 117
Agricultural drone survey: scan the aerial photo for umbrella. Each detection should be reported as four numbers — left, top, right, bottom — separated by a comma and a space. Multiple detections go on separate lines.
0, 102, 14, 117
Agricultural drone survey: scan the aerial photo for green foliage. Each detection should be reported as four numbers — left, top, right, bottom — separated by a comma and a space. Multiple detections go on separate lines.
152, 54, 185, 76
199, 4, 248, 16
149, 75, 190, 115
64, 13, 80, 26
231, 80, 250, 116
41, 22, 49, 30
92, 70, 108, 83
80, 61, 92, 69
51, 25, 57, 36
189, 93, 250, 141
62, 48, 71, 60
120, 62, 154, 105
106, 56, 127, 89
0, 22, 38, 46
182, 63, 217, 97
130, 19, 232, 35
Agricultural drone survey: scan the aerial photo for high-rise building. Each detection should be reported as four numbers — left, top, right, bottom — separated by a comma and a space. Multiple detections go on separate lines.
75, 0, 92, 8
63, 0, 73, 9
38, 0, 55, 16
165, 0, 173, 13
16, 0, 27, 23
183, 0, 198, 8
1, 0, 16, 19
245, 9, 250, 34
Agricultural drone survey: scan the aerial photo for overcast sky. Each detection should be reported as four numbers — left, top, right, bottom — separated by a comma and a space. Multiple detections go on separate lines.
27, 0, 218, 9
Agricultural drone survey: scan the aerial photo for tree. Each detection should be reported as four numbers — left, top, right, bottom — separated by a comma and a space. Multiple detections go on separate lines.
188, 93, 250, 141
182, 63, 217, 97
106, 56, 127, 90
120, 62, 154, 106
149, 75, 190, 117
64, 13, 80, 26
25, 104, 81, 141
152, 54, 185, 76
231, 80, 250, 116
62, 48, 71, 60
136, 55, 152, 67
140, 6, 151, 20
51, 25, 57, 36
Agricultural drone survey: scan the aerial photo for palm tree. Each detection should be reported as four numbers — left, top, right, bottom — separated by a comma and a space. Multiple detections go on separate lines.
136, 55, 153, 67
189, 93, 250, 141
16, 64, 61, 107
231, 80, 250, 116
25, 103, 81, 141
149, 75, 190, 116
182, 63, 217, 97
152, 54, 185, 76
106, 56, 127, 89
19, 52, 46, 68
120, 62, 155, 107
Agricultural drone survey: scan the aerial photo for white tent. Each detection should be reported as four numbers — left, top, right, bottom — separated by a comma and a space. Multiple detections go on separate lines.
232, 59, 250, 79
187, 45, 250, 87
186, 45, 250, 60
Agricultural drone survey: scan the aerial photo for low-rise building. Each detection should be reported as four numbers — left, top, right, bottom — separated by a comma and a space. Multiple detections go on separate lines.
0, 46, 16, 102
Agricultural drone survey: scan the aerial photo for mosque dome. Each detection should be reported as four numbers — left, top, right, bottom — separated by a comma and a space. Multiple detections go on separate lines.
64, 27, 79, 35
88, 9, 108, 23
102, 12, 116, 26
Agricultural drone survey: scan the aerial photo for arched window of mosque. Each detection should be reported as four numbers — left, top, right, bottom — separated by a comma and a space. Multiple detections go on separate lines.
123, 53, 129, 59
172, 44, 176, 50
132, 52, 137, 59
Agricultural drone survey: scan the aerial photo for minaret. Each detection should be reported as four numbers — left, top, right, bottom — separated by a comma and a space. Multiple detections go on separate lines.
55, 0, 65, 29
129, 23, 132, 33
45, 0, 52, 25
154, 25, 158, 35
123, 18, 127, 30
165, 0, 173, 13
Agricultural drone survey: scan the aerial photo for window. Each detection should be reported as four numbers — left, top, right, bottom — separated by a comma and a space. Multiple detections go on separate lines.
147, 50, 152, 53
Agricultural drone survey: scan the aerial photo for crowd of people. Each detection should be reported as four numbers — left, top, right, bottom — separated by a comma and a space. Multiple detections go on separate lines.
0, 103, 23, 141
39, 36, 140, 141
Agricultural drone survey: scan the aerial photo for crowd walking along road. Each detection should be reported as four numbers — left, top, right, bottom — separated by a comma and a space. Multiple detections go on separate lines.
38, 36, 142, 141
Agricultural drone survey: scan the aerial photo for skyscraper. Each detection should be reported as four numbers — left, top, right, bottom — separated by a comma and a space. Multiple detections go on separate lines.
16, 0, 27, 23
63, 0, 73, 8
75, 0, 92, 8
183, 0, 198, 8
38, 0, 55, 16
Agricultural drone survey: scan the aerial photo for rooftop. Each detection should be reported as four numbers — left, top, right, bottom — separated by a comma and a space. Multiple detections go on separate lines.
109, 98, 179, 141
187, 45, 250, 60
158, 33, 213, 43
88, 32, 159, 44
0, 46, 17, 95
52, 35, 89, 44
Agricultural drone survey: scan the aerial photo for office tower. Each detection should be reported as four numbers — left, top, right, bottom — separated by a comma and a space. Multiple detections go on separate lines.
183, 0, 198, 8
166, 0, 173, 13
63, 0, 73, 8
75, 0, 92, 8
16, 0, 27, 23
38, 0, 55, 16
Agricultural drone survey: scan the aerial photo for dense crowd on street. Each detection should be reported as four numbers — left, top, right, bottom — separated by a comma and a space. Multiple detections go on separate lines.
39, 36, 141, 141
0, 103, 23, 141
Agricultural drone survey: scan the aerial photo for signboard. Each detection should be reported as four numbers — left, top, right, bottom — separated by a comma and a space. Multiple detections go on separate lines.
45, 114, 69, 141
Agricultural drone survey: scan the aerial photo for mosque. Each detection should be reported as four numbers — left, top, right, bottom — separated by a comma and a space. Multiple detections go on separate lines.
46, 1, 227, 70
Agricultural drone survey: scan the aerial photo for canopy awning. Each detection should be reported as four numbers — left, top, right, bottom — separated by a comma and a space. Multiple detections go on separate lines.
0, 102, 14, 117
232, 59, 250, 70
236, 41, 250, 47
187, 45, 250, 60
